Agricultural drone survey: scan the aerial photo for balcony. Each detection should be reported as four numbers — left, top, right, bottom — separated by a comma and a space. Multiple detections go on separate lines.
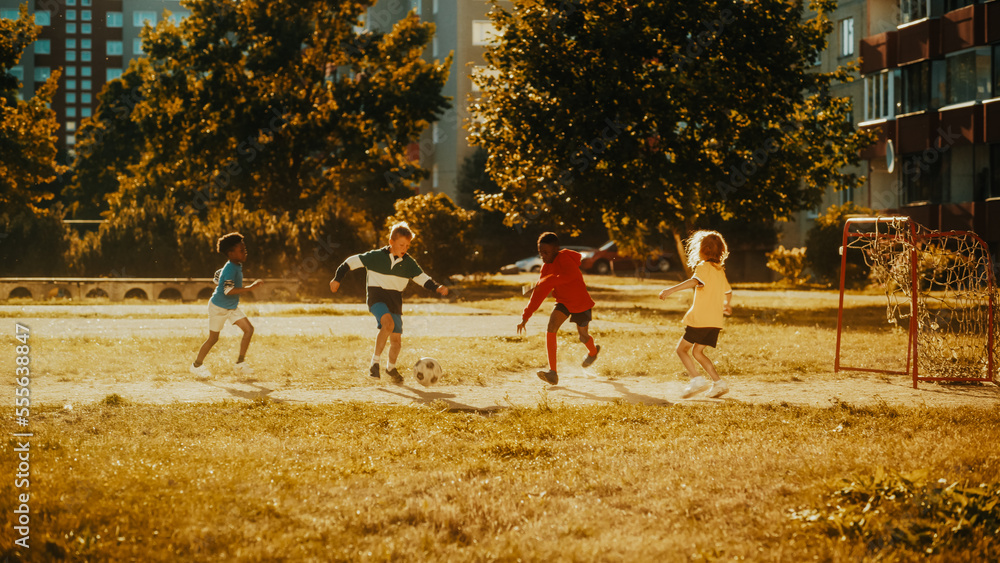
897, 18, 941, 65
941, 4, 984, 55
936, 102, 981, 147
860, 31, 898, 74
983, 98, 1000, 143
858, 119, 895, 161
896, 111, 938, 154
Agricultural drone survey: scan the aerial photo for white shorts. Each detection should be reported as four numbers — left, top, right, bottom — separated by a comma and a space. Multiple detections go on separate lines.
208, 302, 247, 332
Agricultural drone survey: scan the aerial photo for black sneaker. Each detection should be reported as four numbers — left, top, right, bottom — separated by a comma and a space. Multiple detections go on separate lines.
582, 344, 601, 368
386, 367, 403, 384
369, 364, 380, 379
537, 370, 559, 385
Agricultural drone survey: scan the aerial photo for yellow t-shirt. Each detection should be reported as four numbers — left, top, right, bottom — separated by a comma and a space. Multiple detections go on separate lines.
681, 262, 732, 328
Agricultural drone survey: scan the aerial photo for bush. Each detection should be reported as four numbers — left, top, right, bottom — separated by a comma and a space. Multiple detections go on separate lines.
0, 205, 71, 276
805, 203, 874, 287
766, 245, 808, 285
385, 193, 480, 280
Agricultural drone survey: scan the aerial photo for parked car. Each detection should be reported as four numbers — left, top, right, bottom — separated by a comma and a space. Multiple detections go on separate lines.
580, 241, 677, 275
502, 245, 596, 274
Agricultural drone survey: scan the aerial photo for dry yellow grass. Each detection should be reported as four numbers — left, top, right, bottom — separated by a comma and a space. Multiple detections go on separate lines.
1, 400, 998, 561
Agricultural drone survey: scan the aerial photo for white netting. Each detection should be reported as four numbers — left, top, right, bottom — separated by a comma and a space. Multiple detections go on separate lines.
844, 217, 998, 381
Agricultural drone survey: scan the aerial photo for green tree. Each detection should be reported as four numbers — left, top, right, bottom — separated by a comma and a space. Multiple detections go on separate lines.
470, 0, 873, 274
0, 4, 69, 275
69, 0, 452, 276
0, 4, 64, 208
385, 192, 480, 279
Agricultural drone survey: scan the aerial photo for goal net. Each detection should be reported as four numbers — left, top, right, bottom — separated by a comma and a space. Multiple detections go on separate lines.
835, 216, 998, 388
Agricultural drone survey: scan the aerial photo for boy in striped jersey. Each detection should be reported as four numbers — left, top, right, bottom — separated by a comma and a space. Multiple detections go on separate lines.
329, 222, 449, 383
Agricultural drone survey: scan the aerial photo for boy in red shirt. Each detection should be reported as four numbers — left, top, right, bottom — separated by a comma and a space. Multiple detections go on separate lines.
517, 232, 601, 385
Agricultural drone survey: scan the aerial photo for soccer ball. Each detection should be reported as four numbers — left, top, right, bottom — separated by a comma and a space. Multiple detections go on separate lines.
413, 357, 443, 386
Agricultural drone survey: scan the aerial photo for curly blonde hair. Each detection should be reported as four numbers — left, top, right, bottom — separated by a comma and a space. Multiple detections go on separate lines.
685, 230, 729, 270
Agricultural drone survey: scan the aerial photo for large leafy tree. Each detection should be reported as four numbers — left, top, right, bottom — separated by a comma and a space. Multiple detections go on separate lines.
0, 4, 69, 275
69, 0, 451, 275
0, 4, 64, 208
471, 0, 873, 271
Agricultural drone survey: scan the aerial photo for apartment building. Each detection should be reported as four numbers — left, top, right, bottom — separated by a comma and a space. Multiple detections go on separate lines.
857, 0, 1000, 248
1, 0, 186, 159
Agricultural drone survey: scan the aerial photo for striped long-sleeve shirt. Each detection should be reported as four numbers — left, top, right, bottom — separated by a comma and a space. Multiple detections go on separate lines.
333, 247, 441, 314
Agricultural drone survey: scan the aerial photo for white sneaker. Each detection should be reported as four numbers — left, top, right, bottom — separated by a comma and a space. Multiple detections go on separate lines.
190, 363, 212, 380
706, 379, 729, 399
681, 376, 710, 398
234, 362, 255, 376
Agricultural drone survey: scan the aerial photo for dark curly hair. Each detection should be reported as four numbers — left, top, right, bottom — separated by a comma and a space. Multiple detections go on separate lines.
537, 232, 559, 247
217, 232, 244, 256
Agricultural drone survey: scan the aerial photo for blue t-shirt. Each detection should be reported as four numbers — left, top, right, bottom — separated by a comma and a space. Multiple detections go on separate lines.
210, 261, 242, 309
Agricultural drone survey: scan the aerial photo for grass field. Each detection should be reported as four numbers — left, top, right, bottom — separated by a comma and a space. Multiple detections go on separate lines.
2, 276, 998, 561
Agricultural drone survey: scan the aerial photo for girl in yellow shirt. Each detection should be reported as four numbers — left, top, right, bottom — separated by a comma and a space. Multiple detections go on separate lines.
659, 231, 733, 399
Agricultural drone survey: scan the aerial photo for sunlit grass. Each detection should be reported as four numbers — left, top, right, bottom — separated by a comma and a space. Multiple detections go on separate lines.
1, 401, 997, 561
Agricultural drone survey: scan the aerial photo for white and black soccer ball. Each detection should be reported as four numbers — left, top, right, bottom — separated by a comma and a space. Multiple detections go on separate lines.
413, 357, 443, 386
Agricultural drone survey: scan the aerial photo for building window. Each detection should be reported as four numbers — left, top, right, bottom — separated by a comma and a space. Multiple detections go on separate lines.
66, 135, 76, 146
82, 10, 91, 21
81, 107, 92, 118
901, 0, 929, 24
10, 66, 23, 83
66, 107, 77, 118
81, 67, 91, 77
66, 39, 76, 49
433, 37, 438, 57
946, 47, 991, 106
82, 0, 91, 6
410, 0, 420, 16
81, 23, 91, 34
107, 41, 123, 56
81, 39, 91, 49
81, 93, 91, 104
471, 66, 500, 93
67, 92, 77, 104
81, 51, 92, 62
107, 12, 123, 27
865, 70, 896, 120
67, 51, 77, 62
66, 79, 77, 90
433, 0, 438, 14
34, 67, 50, 81
1, 9, 19, 20
901, 62, 929, 114
67, 0, 76, 5
901, 152, 944, 204
34, 39, 50, 54
168, 13, 188, 25
67, 10, 77, 21
107, 68, 123, 81
472, 21, 499, 46
133, 11, 157, 27
34, 11, 50, 25
66, 121, 77, 132
839, 18, 854, 57
433, 165, 439, 188
67, 23, 76, 34
81, 79, 91, 90
133, 38, 144, 55
66, 66, 77, 77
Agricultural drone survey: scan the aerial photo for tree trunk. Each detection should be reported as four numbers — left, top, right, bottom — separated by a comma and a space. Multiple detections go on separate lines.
673, 228, 693, 279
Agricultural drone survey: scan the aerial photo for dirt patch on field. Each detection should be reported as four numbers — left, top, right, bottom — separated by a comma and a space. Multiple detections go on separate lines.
35, 371, 999, 411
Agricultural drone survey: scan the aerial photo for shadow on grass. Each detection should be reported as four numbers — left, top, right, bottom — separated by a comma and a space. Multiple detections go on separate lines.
203, 380, 284, 403
376, 384, 491, 413
543, 379, 673, 406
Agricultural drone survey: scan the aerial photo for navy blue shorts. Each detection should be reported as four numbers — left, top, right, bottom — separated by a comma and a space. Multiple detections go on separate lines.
554, 303, 592, 327
684, 326, 721, 348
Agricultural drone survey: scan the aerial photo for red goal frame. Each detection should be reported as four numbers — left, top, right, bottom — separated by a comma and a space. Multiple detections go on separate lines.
834, 216, 997, 389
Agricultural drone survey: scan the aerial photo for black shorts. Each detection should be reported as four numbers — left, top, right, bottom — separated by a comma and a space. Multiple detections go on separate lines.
684, 326, 721, 348
554, 303, 592, 327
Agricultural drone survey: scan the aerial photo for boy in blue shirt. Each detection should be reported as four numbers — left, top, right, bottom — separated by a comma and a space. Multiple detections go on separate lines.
190, 232, 262, 379
329, 222, 448, 383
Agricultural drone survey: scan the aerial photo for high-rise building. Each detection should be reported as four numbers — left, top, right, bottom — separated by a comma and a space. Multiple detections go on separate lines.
1, 0, 187, 160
